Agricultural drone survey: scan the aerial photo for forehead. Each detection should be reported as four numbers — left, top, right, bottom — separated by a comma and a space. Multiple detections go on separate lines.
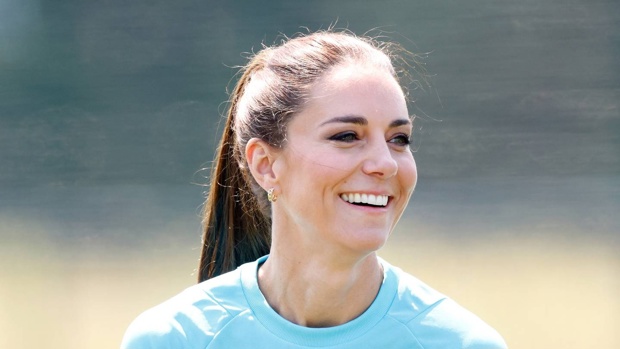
301, 63, 408, 119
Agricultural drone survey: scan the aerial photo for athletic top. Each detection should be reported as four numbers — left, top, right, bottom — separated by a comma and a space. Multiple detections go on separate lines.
121, 255, 507, 348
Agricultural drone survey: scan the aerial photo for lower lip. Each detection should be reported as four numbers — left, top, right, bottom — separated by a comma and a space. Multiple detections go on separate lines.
340, 198, 390, 213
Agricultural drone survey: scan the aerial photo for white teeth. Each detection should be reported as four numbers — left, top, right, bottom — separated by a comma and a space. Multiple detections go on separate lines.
368, 194, 377, 205
340, 193, 389, 207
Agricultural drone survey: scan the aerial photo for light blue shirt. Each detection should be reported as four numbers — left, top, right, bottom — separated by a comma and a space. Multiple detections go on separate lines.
121, 256, 507, 348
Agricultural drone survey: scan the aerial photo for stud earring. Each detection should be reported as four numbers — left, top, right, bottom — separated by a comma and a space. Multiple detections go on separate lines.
267, 188, 277, 202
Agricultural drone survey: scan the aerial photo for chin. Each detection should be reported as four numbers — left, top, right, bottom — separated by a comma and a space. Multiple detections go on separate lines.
342, 229, 391, 255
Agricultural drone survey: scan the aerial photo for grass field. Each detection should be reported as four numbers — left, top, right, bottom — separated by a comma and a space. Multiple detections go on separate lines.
1, 217, 618, 349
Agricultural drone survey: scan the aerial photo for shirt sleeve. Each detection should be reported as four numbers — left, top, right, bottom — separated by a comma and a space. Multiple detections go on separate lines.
120, 311, 188, 349
407, 298, 508, 349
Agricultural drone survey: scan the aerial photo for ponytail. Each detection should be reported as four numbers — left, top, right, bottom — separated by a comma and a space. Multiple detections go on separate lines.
198, 64, 271, 282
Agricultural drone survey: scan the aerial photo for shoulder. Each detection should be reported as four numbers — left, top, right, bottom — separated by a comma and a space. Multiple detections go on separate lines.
406, 297, 508, 349
121, 269, 247, 349
383, 262, 508, 349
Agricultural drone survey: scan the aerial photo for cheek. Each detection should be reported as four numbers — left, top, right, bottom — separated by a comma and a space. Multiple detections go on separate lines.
302, 149, 357, 174
399, 156, 418, 191
282, 150, 348, 192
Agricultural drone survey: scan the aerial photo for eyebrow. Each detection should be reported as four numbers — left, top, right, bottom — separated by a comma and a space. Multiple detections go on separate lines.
389, 119, 412, 128
319, 115, 411, 128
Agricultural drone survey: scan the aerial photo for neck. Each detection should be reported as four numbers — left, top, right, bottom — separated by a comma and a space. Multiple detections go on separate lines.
257, 248, 384, 327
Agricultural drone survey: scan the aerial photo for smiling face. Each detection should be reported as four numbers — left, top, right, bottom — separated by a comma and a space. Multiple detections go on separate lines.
265, 62, 417, 257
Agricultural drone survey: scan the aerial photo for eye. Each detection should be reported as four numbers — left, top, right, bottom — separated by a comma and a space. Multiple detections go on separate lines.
328, 131, 359, 143
389, 134, 411, 146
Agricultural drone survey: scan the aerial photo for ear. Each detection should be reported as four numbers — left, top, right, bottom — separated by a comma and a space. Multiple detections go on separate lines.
245, 138, 279, 190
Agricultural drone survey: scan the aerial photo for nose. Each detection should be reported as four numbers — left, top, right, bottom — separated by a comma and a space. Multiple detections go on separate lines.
361, 139, 398, 179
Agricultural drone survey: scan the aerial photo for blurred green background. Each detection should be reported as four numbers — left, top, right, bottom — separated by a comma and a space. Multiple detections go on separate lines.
1, 0, 618, 348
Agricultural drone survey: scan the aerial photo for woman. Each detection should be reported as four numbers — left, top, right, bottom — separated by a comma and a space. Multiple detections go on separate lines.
121, 31, 507, 349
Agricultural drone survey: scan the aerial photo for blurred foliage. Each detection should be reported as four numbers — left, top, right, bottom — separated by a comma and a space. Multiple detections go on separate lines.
1, 0, 619, 186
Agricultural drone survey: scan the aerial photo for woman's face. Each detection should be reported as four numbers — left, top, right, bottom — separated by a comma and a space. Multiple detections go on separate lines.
272, 63, 417, 256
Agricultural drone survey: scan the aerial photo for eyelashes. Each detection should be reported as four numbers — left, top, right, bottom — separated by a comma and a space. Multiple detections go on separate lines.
328, 131, 411, 146
328, 131, 358, 143
389, 134, 411, 146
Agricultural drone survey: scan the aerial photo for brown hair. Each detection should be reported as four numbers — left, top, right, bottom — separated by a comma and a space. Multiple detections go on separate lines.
198, 30, 421, 282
